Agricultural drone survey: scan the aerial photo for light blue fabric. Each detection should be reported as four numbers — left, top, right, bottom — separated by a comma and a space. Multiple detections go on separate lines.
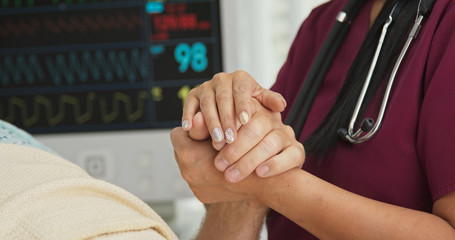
0, 120, 55, 154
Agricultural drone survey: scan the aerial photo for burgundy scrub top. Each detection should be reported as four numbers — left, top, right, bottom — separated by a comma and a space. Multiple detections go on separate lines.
267, 0, 455, 239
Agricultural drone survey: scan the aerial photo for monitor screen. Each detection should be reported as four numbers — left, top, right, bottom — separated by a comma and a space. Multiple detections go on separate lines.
0, 0, 222, 134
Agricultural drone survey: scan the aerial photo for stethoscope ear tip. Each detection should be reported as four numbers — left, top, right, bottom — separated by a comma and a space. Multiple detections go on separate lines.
360, 118, 375, 132
337, 118, 375, 143
337, 128, 349, 141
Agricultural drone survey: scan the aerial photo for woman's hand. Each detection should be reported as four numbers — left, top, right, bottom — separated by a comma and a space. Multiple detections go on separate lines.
214, 99, 305, 183
182, 71, 287, 150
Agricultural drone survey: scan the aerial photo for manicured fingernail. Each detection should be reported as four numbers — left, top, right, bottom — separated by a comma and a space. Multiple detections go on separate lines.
240, 111, 249, 125
182, 120, 189, 130
281, 96, 287, 108
215, 158, 230, 171
256, 165, 270, 177
225, 128, 234, 144
213, 127, 223, 142
226, 168, 241, 183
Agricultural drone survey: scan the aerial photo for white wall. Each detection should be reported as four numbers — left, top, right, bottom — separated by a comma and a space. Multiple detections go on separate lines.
221, 0, 328, 88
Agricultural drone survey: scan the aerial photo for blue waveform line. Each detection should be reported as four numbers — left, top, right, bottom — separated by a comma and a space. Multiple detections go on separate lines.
0, 49, 148, 86
0, 55, 46, 85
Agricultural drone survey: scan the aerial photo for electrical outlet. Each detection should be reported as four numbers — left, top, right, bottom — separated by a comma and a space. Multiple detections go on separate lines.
85, 155, 106, 178
78, 150, 115, 181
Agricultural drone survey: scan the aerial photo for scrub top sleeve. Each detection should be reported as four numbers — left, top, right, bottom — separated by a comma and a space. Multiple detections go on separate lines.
417, 6, 455, 202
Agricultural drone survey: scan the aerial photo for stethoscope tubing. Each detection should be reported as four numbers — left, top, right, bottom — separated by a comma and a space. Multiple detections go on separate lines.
286, 0, 436, 144
343, 4, 430, 143
285, 0, 366, 137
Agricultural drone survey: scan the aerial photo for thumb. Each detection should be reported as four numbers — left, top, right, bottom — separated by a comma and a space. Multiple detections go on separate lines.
254, 88, 286, 112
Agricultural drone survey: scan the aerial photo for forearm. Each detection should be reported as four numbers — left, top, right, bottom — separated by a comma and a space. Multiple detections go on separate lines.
196, 201, 267, 240
258, 169, 455, 239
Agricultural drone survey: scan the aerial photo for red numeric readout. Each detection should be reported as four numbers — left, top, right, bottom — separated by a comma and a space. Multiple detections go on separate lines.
151, 3, 211, 41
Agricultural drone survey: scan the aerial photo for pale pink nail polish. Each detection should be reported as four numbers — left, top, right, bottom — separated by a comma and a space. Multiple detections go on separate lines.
213, 127, 223, 142
225, 128, 234, 144
182, 120, 189, 130
240, 111, 249, 125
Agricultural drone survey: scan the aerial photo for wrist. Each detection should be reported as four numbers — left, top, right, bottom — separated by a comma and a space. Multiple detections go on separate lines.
209, 200, 268, 222
197, 201, 267, 240
254, 168, 303, 205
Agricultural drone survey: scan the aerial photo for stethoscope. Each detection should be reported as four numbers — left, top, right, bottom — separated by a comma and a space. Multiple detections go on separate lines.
285, 0, 436, 144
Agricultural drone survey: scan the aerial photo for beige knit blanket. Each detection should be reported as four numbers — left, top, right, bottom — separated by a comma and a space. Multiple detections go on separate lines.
0, 143, 178, 240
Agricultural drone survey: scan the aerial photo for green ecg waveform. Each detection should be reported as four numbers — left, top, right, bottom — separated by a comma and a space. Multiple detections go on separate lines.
99, 91, 147, 124
0, 91, 148, 127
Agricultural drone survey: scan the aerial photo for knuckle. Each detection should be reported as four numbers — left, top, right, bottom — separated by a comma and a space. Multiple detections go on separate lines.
199, 81, 211, 90
199, 97, 212, 110
224, 147, 241, 161
234, 70, 250, 79
187, 87, 199, 98
236, 98, 250, 108
291, 144, 305, 164
279, 126, 293, 145
220, 114, 235, 125
284, 125, 294, 135
284, 125, 296, 138
204, 115, 219, 126
271, 112, 282, 123
233, 81, 252, 95
212, 72, 227, 82
259, 135, 278, 155
299, 143, 306, 158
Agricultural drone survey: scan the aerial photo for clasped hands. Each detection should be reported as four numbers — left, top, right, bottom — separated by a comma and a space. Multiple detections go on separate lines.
170, 71, 305, 204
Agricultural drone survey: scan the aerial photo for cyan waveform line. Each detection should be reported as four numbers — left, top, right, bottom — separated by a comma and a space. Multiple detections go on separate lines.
0, 49, 148, 86
0, 55, 45, 85
0, 91, 147, 127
